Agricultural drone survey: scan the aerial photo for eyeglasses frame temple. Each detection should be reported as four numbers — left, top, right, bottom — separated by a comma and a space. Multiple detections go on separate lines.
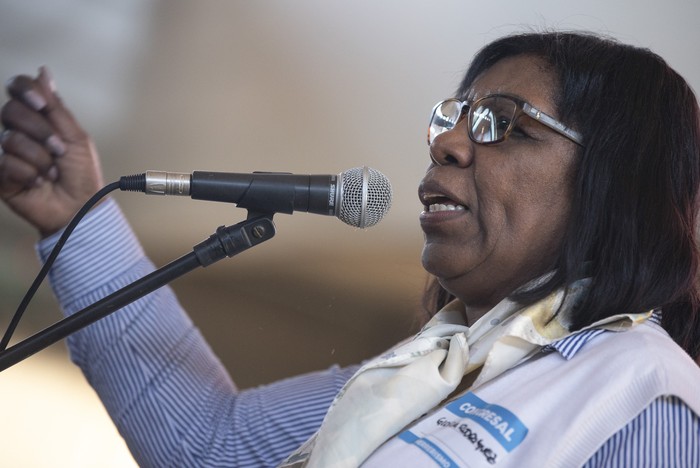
522, 102, 584, 146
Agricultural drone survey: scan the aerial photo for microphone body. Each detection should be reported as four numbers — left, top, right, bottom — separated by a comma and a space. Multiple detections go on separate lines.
191, 172, 339, 216
121, 167, 391, 228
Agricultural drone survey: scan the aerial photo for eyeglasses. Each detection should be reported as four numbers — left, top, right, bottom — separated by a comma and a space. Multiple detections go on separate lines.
427, 94, 584, 148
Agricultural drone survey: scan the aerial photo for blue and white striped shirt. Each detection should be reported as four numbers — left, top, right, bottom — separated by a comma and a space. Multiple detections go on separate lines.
39, 200, 699, 467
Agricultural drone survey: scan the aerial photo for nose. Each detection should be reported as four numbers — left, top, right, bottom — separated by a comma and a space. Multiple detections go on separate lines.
429, 120, 474, 167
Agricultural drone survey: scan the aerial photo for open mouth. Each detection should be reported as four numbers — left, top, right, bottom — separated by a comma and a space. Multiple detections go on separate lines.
427, 201, 467, 212
422, 194, 468, 213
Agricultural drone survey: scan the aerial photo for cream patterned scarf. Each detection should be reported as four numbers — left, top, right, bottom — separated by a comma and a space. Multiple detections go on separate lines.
280, 279, 650, 467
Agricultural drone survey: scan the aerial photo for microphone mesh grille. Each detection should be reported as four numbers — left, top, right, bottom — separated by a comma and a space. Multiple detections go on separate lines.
338, 167, 392, 228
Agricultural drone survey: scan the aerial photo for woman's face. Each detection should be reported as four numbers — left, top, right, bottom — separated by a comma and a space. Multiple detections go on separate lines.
419, 55, 579, 314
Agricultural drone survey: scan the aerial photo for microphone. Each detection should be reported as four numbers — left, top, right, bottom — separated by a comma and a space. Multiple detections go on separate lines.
120, 167, 392, 228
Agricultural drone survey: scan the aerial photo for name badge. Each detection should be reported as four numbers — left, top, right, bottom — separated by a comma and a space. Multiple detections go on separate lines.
365, 392, 529, 467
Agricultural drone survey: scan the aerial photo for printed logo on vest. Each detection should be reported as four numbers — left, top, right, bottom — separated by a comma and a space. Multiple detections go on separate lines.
364, 391, 530, 466
446, 392, 528, 452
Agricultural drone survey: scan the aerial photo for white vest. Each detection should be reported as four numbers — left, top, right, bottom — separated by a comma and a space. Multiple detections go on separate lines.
364, 321, 700, 467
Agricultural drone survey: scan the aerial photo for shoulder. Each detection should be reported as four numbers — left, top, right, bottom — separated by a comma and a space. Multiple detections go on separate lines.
566, 320, 699, 375
508, 320, 700, 423
586, 395, 700, 467
565, 320, 700, 413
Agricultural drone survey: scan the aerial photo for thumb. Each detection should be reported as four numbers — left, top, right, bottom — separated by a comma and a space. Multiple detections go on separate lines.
36, 66, 88, 143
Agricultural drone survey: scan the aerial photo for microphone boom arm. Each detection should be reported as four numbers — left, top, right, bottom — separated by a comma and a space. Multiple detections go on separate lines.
0, 214, 276, 372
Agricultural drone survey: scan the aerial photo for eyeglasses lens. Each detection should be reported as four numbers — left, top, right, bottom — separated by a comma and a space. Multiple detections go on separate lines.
429, 97, 520, 145
429, 100, 463, 145
469, 97, 517, 144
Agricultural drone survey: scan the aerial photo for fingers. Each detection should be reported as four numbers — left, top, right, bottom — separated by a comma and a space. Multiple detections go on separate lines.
1, 99, 66, 157
0, 98, 62, 191
0, 152, 45, 198
5, 74, 49, 111
5, 67, 86, 143
1, 129, 57, 177
1, 67, 71, 190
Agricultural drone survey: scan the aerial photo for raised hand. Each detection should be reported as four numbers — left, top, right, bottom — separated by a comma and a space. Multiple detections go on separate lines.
1, 67, 105, 237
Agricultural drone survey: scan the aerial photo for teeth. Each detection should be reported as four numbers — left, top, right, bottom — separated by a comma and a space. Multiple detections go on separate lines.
428, 203, 466, 212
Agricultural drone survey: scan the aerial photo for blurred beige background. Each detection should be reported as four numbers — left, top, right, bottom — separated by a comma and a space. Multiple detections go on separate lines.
1, 1, 699, 466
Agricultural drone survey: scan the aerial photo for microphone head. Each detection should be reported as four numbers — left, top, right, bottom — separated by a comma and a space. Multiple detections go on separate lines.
338, 166, 392, 228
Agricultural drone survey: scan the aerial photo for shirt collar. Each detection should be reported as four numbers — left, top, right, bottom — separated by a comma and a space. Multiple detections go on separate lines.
545, 310, 661, 360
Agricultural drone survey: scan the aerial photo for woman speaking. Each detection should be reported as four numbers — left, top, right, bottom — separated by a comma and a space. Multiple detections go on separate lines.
1, 31, 699, 466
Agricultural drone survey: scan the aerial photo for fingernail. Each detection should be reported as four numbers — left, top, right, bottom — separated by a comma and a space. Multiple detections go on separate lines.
46, 134, 66, 156
47, 165, 59, 181
39, 66, 57, 94
24, 89, 48, 111
32, 176, 45, 188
